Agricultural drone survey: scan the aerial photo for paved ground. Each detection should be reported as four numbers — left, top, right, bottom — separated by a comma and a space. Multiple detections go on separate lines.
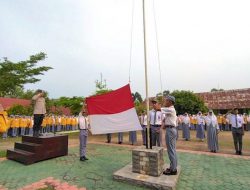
1, 143, 250, 190
1, 130, 250, 157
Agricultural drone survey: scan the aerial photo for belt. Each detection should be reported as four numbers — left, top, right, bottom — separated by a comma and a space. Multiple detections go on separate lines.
232, 127, 242, 129
151, 125, 161, 127
165, 125, 175, 128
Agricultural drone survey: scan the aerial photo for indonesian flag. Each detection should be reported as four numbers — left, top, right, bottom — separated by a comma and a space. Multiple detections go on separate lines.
86, 84, 142, 134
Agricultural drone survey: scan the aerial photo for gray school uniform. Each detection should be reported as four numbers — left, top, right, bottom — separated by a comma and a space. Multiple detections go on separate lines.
205, 115, 219, 152
228, 114, 244, 153
207, 124, 219, 151
182, 116, 190, 140
118, 132, 123, 143
79, 116, 89, 158
162, 106, 178, 171
129, 131, 137, 144
149, 110, 162, 147
196, 115, 205, 139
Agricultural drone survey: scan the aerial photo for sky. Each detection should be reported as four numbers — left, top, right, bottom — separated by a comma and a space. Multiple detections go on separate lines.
0, 0, 250, 99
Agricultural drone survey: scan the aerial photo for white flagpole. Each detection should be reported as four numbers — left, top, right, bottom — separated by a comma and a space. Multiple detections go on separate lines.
142, 0, 151, 149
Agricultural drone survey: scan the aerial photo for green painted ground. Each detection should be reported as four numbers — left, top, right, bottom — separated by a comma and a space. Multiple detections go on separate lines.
0, 144, 250, 190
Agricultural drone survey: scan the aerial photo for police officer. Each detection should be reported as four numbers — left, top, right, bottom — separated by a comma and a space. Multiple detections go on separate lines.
162, 95, 178, 175
79, 110, 90, 161
32, 89, 46, 137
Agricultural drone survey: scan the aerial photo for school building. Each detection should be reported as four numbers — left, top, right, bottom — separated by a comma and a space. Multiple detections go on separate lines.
196, 88, 250, 114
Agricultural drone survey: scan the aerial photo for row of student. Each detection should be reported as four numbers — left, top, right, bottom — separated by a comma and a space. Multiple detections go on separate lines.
176, 113, 250, 131
139, 100, 246, 155
0, 114, 81, 139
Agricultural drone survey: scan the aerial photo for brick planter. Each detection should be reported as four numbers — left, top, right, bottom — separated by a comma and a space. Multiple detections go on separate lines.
132, 146, 164, 177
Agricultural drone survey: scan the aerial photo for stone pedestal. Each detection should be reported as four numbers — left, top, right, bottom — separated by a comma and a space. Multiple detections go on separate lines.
132, 146, 164, 177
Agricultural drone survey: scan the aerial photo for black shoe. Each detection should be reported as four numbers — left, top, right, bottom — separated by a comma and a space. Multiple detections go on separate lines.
118, 142, 122, 144
235, 151, 239, 155
83, 156, 88, 160
163, 169, 177, 175
164, 168, 171, 172
239, 151, 242, 155
80, 156, 88, 161
106, 141, 111, 143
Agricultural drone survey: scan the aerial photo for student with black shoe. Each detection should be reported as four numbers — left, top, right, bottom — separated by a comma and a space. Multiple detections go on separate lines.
226, 108, 244, 155
161, 95, 178, 175
79, 110, 90, 161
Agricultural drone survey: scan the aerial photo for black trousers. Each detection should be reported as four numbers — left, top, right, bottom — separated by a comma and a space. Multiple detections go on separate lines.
232, 127, 243, 152
33, 114, 44, 135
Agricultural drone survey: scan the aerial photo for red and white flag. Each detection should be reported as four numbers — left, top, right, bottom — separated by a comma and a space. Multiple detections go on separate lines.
86, 84, 142, 134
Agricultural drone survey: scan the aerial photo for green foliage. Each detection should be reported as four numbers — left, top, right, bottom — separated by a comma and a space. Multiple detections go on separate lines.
7, 104, 33, 116
0, 52, 52, 97
6, 87, 36, 99
94, 77, 112, 95
170, 90, 208, 115
131, 92, 143, 103
156, 90, 170, 105
52, 96, 84, 115
0, 150, 6, 158
134, 101, 146, 115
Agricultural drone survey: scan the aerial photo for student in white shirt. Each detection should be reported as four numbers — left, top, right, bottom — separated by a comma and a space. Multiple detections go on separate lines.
226, 108, 244, 155
79, 110, 90, 161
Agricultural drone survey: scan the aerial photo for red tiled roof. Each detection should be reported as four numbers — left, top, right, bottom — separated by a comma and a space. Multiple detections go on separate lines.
196, 88, 250, 109
0, 97, 31, 109
50, 106, 71, 116
0, 97, 71, 115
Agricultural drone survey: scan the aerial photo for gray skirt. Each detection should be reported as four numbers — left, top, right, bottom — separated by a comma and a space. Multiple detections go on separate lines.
207, 124, 219, 151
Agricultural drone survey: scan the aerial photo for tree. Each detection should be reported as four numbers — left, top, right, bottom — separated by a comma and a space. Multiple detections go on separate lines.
131, 92, 143, 103
170, 90, 208, 115
52, 96, 84, 115
6, 87, 36, 99
0, 52, 52, 97
94, 76, 112, 95
163, 90, 170, 97
7, 104, 33, 116
155, 90, 170, 104
211, 88, 224, 92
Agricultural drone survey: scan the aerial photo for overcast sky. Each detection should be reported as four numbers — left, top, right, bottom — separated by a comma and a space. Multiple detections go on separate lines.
1, 0, 250, 99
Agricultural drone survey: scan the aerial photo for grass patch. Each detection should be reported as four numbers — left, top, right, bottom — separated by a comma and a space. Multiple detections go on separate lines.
0, 150, 6, 158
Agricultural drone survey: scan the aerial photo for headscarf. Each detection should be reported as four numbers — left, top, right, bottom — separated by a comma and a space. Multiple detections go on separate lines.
205, 110, 218, 127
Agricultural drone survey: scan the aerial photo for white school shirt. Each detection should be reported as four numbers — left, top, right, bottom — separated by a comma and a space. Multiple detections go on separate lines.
228, 114, 244, 128
140, 115, 147, 125
182, 116, 190, 125
197, 115, 205, 125
78, 116, 88, 129
161, 106, 177, 127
